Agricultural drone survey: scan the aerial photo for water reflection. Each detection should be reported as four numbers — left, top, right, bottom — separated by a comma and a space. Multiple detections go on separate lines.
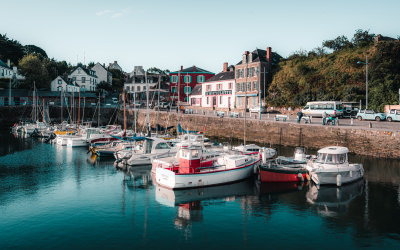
306, 180, 364, 217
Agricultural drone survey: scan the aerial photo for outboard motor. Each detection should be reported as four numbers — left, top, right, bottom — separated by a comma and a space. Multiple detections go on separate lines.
294, 147, 306, 161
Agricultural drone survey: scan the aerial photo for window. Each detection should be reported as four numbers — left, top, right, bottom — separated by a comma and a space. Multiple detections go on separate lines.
155, 142, 170, 149
236, 70, 239, 79
236, 83, 240, 91
197, 75, 205, 83
58, 80, 62, 85
143, 86, 146, 91
137, 86, 141, 91
207, 97, 209, 105
219, 96, 222, 104
81, 85, 85, 89
58, 86, 62, 91
184, 86, 191, 94
206, 85, 211, 91
247, 82, 251, 91
184, 75, 192, 83
229, 82, 232, 89
238, 97, 242, 106
171, 75, 178, 83
72, 77, 76, 81
240, 69, 244, 78
82, 77, 86, 83
171, 87, 177, 93
217, 84, 222, 90
253, 81, 258, 90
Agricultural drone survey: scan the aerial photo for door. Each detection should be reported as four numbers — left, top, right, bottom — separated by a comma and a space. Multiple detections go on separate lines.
212, 96, 217, 107
228, 97, 231, 109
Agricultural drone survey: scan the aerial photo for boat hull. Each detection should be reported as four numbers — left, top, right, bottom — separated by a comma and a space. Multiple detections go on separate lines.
259, 166, 308, 182
155, 160, 259, 189
310, 164, 364, 186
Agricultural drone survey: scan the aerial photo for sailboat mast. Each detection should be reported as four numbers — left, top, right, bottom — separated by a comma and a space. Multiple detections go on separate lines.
78, 88, 81, 129
134, 84, 137, 134
60, 88, 63, 123
123, 88, 126, 135
177, 70, 181, 125
244, 60, 248, 145
156, 75, 160, 134
145, 71, 150, 134
98, 92, 100, 127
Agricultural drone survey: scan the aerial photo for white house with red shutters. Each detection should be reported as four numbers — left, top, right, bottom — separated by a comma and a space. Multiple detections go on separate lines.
200, 63, 236, 110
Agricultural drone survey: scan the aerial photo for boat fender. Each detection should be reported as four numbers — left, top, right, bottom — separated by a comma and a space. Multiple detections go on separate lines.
298, 173, 304, 182
349, 170, 352, 178
336, 174, 342, 187
305, 173, 310, 181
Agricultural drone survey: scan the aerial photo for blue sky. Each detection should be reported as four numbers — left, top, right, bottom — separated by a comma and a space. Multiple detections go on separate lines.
1, 0, 399, 73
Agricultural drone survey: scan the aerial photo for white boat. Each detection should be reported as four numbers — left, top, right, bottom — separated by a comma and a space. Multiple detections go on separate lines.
155, 145, 260, 189
116, 137, 177, 166
66, 136, 88, 147
232, 144, 276, 160
306, 146, 364, 186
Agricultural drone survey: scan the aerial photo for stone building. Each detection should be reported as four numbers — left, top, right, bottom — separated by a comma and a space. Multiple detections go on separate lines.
235, 47, 272, 110
68, 66, 98, 92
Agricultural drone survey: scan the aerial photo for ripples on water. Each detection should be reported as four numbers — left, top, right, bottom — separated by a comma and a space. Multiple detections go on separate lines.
0, 132, 400, 249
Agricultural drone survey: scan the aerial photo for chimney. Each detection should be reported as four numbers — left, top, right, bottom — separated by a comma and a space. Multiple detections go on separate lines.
223, 62, 228, 72
193, 65, 196, 71
266, 47, 272, 64
7, 59, 10, 67
114, 61, 117, 64
181, 65, 183, 71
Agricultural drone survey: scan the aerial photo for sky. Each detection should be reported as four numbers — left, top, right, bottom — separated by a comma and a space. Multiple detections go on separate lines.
1, 0, 399, 73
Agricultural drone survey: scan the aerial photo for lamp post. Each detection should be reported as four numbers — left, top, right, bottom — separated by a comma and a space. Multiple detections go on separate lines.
357, 56, 369, 109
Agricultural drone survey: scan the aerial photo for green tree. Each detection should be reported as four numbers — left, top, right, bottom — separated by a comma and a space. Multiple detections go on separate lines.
19, 54, 50, 90
109, 68, 125, 92
0, 34, 24, 65
147, 67, 170, 75
322, 35, 352, 51
23, 45, 48, 58
352, 29, 375, 47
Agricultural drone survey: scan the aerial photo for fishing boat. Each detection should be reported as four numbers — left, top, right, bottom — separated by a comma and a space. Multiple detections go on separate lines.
258, 147, 309, 182
306, 146, 364, 186
155, 145, 260, 189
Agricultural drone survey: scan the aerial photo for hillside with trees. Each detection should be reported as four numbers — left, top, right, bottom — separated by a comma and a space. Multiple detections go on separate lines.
268, 30, 400, 111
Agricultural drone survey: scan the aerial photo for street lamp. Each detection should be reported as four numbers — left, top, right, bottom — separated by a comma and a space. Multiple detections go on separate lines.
357, 56, 369, 109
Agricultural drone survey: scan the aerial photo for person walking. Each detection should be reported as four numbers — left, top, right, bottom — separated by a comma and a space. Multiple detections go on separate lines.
322, 112, 327, 125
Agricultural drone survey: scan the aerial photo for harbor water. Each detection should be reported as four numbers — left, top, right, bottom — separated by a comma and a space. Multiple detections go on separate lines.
1, 131, 400, 249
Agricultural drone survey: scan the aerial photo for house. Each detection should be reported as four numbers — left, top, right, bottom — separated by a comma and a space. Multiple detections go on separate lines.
124, 68, 169, 102
50, 76, 79, 92
235, 47, 275, 110
91, 63, 112, 85
189, 84, 202, 107
0, 59, 25, 81
200, 63, 235, 110
68, 66, 98, 92
169, 66, 214, 103
108, 61, 123, 72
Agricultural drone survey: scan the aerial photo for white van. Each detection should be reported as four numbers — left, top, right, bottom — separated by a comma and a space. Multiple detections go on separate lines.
112, 97, 118, 104
301, 101, 343, 118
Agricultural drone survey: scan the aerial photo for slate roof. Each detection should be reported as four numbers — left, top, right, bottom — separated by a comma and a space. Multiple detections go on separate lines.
125, 74, 169, 84
205, 71, 235, 82
236, 49, 281, 65
191, 84, 202, 96
171, 66, 214, 74
70, 66, 98, 78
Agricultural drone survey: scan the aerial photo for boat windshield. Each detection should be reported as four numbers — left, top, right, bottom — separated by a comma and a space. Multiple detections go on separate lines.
316, 153, 347, 164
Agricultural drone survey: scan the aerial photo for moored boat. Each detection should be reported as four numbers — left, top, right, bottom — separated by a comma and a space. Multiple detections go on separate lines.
155, 145, 260, 189
258, 147, 309, 182
306, 146, 364, 186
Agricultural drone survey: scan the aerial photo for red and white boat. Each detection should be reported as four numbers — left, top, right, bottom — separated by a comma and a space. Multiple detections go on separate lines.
155, 145, 260, 189
258, 147, 309, 182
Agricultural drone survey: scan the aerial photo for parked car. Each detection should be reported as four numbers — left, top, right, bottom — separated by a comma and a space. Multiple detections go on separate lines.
356, 110, 386, 121
386, 109, 400, 122
133, 101, 143, 107
249, 106, 267, 114
156, 102, 170, 109
112, 97, 119, 104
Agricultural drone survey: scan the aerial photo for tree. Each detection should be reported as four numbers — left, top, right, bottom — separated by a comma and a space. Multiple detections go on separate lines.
322, 35, 352, 51
109, 68, 125, 92
23, 45, 48, 58
19, 54, 50, 90
0, 34, 25, 65
351, 29, 375, 47
147, 67, 170, 75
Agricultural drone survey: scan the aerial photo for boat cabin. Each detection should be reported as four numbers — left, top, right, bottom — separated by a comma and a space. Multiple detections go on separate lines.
316, 146, 348, 165
178, 146, 203, 174
142, 138, 172, 154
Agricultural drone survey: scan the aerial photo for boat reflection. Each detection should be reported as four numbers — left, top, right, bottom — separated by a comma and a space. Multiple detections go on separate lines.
306, 180, 364, 217
155, 179, 256, 232
122, 165, 153, 190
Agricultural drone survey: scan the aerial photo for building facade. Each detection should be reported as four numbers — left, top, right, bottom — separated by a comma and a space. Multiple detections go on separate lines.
235, 47, 272, 110
91, 63, 112, 85
0, 59, 25, 81
200, 63, 235, 109
68, 66, 98, 92
169, 66, 214, 103
108, 61, 123, 72
50, 76, 79, 92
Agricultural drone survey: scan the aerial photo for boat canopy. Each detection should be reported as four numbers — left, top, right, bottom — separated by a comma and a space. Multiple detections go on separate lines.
318, 146, 349, 155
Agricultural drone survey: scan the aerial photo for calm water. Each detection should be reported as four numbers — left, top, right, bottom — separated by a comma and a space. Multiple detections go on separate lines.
1, 132, 400, 249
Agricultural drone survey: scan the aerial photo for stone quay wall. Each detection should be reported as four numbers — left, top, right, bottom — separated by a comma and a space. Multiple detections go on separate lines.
130, 111, 400, 159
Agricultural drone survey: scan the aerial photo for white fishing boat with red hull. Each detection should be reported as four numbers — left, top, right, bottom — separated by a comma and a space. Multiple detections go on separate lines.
155, 146, 260, 189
